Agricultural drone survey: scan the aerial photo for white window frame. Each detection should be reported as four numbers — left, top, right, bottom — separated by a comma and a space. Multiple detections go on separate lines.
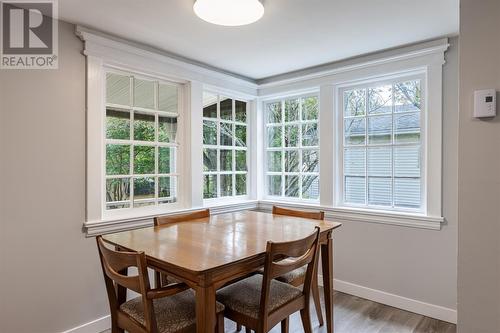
336, 73, 426, 214
202, 91, 250, 202
263, 93, 321, 202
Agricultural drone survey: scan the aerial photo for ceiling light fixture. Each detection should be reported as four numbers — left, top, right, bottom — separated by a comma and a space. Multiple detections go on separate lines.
193, 0, 264, 26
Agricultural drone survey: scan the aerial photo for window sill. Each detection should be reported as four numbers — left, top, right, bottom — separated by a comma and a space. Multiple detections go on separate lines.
258, 200, 444, 230
84, 200, 259, 236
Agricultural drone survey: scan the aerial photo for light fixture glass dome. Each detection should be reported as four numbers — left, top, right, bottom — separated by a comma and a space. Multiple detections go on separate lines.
193, 0, 264, 26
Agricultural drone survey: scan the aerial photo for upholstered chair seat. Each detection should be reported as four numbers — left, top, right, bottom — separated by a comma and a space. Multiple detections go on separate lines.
216, 274, 302, 319
121, 289, 224, 333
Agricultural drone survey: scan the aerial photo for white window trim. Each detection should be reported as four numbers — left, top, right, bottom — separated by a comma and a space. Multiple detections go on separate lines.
79, 25, 447, 235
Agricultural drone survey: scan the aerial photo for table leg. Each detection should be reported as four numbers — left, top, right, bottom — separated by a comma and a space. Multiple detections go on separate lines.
195, 284, 217, 333
321, 236, 334, 333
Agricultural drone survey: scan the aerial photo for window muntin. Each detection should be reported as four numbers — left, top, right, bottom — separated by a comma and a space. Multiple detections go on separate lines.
341, 78, 423, 211
202, 92, 248, 199
105, 72, 180, 210
265, 95, 320, 201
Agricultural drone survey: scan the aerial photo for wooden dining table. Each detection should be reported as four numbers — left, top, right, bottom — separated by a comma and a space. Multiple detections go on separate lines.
102, 210, 342, 333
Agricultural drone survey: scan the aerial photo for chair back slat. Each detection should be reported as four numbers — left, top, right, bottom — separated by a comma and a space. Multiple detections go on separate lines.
97, 237, 147, 294
154, 208, 210, 226
272, 206, 324, 220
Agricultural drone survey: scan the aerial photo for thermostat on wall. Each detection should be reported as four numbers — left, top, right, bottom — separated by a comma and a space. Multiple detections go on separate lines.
474, 89, 496, 118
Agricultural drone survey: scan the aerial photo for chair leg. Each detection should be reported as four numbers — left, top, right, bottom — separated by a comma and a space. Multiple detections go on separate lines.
236, 323, 242, 331
300, 309, 313, 333
216, 312, 224, 333
281, 317, 289, 333
312, 276, 324, 326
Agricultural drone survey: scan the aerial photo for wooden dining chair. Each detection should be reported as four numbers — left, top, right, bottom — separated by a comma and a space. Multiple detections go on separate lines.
153, 209, 210, 287
217, 227, 321, 333
271, 206, 325, 327
96, 236, 225, 333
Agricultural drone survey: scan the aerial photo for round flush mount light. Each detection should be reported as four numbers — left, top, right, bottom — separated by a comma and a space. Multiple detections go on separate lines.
193, 0, 264, 26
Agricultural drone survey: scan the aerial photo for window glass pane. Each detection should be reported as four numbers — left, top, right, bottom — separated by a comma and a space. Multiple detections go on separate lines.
394, 178, 420, 208
267, 126, 282, 148
302, 96, 318, 121
284, 125, 299, 147
134, 146, 155, 174
220, 122, 233, 146
235, 125, 247, 147
220, 174, 233, 197
235, 150, 247, 171
368, 85, 392, 114
134, 201, 155, 208
106, 73, 130, 106
302, 175, 319, 200
235, 100, 247, 123
285, 175, 299, 197
203, 92, 218, 118
159, 147, 175, 174
106, 109, 130, 140
236, 174, 247, 196
367, 147, 392, 176
302, 123, 318, 146
106, 202, 130, 210
302, 150, 319, 173
220, 150, 233, 171
368, 177, 392, 206
344, 118, 365, 145
285, 150, 299, 172
159, 176, 176, 201
220, 98, 233, 121
134, 177, 155, 200
106, 144, 130, 175
203, 148, 217, 172
395, 113, 420, 144
203, 120, 217, 145
203, 175, 217, 199
134, 78, 155, 109
394, 146, 420, 177
134, 112, 155, 142
345, 176, 366, 204
106, 178, 130, 202
344, 89, 365, 117
285, 98, 299, 122
158, 116, 177, 143
368, 115, 392, 144
394, 80, 421, 113
267, 151, 282, 172
267, 102, 282, 124
158, 84, 177, 113
268, 175, 282, 196
344, 148, 365, 176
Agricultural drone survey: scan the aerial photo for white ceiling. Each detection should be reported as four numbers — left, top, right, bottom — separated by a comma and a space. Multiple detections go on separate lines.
59, 0, 458, 80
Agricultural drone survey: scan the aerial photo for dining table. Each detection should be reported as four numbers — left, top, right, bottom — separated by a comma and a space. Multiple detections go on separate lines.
102, 210, 342, 333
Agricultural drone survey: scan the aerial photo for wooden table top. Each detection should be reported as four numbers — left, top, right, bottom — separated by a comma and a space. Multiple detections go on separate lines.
102, 210, 341, 273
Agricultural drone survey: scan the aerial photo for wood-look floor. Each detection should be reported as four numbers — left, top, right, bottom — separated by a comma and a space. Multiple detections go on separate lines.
101, 290, 456, 333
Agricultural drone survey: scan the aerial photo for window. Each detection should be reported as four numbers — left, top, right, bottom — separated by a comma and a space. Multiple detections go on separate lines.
340, 78, 423, 211
105, 72, 180, 210
202, 92, 248, 199
265, 95, 320, 200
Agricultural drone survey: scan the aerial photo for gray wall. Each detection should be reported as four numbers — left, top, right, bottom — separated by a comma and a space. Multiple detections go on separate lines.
0, 22, 109, 332
457, 0, 500, 332
333, 37, 459, 311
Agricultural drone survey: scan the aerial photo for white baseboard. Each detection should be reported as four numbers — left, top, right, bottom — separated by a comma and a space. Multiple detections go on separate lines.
318, 276, 457, 324
60, 315, 110, 333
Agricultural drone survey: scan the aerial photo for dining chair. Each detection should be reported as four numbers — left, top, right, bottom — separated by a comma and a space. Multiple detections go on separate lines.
216, 227, 321, 333
96, 235, 224, 333
153, 209, 210, 287
271, 206, 325, 326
